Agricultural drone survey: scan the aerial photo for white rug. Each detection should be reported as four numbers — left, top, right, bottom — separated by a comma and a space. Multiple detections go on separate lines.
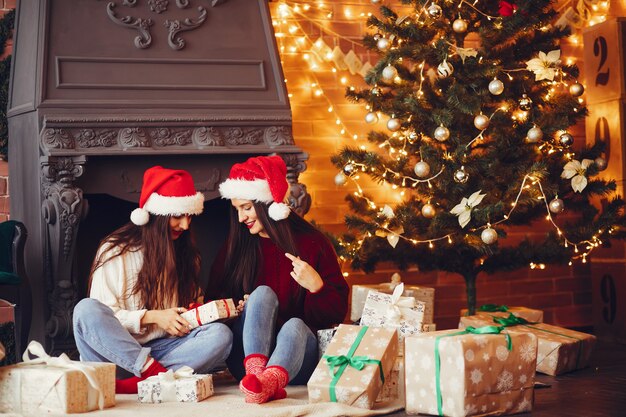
15, 380, 404, 417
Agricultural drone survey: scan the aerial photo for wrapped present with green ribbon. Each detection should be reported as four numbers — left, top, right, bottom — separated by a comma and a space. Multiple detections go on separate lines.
460, 313, 596, 376
307, 324, 398, 409
405, 325, 537, 417
460, 304, 544, 323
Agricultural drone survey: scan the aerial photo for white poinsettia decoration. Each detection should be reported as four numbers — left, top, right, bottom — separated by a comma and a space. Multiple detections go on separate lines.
376, 225, 404, 248
381, 205, 395, 219
450, 190, 487, 228
525, 49, 561, 81
456, 46, 478, 63
561, 158, 594, 192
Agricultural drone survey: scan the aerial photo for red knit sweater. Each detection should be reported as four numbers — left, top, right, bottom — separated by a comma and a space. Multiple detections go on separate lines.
209, 230, 349, 332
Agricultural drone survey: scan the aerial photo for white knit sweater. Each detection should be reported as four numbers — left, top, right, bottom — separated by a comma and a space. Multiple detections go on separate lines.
89, 243, 176, 344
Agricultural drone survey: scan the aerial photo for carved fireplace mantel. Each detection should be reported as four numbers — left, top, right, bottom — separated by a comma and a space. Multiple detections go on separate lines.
8, 0, 309, 355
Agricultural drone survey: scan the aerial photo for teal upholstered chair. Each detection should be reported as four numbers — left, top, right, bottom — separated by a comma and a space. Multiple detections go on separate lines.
0, 220, 32, 357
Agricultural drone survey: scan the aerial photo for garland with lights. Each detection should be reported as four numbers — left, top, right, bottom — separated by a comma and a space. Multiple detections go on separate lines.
330, 0, 626, 314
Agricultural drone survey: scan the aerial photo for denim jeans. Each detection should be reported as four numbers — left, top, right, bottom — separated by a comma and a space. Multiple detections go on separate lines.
226, 285, 318, 385
73, 298, 233, 377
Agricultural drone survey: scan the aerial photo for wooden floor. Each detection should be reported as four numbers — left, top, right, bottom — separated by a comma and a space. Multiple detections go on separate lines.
387, 341, 626, 417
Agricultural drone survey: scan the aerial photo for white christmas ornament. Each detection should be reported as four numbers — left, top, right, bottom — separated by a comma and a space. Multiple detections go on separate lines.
387, 117, 401, 132
548, 198, 564, 214
421, 203, 436, 218
334, 172, 348, 186
488, 78, 504, 95
526, 126, 543, 143
427, 3, 442, 19
481, 227, 498, 244
434, 125, 450, 142
561, 158, 593, 193
377, 37, 390, 51
450, 190, 486, 228
569, 82, 585, 97
473, 114, 490, 130
452, 18, 468, 33
414, 161, 431, 178
382, 64, 398, 81
365, 112, 379, 124
454, 166, 469, 183
558, 132, 574, 147
437, 60, 454, 78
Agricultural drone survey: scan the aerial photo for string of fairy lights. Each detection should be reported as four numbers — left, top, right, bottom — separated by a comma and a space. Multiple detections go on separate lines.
270, 1, 612, 267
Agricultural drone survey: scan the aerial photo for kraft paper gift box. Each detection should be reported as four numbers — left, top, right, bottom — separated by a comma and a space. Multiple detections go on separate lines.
137, 366, 213, 403
460, 314, 596, 376
351, 277, 435, 323
181, 298, 238, 329
376, 356, 404, 403
308, 324, 398, 409
405, 327, 537, 417
461, 304, 544, 323
317, 327, 338, 359
360, 283, 425, 355
0, 341, 115, 414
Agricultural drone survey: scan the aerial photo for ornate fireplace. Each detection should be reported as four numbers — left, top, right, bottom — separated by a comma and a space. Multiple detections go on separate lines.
8, 0, 310, 355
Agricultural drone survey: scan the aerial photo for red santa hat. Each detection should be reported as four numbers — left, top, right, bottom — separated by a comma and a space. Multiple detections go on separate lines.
130, 166, 204, 226
219, 155, 291, 221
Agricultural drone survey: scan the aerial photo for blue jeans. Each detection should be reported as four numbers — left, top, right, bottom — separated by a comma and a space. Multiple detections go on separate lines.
73, 298, 233, 377
226, 285, 318, 385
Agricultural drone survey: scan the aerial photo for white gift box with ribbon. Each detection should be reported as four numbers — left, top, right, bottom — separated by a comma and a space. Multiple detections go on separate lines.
180, 298, 238, 329
360, 283, 425, 355
137, 366, 213, 403
0, 341, 115, 414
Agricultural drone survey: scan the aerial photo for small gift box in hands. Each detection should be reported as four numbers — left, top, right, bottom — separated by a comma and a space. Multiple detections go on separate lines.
137, 366, 213, 403
181, 298, 238, 329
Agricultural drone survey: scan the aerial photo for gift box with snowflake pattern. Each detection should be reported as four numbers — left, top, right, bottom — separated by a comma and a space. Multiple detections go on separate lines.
307, 324, 398, 409
180, 299, 238, 329
460, 306, 544, 323
404, 328, 537, 417
137, 370, 213, 403
351, 282, 435, 323
317, 327, 338, 359
459, 315, 596, 376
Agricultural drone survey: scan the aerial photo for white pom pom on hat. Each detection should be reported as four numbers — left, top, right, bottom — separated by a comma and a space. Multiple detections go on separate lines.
218, 155, 292, 221
131, 166, 204, 226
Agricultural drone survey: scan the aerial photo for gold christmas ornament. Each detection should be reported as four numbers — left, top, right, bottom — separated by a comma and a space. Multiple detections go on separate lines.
569, 82, 585, 97
558, 132, 574, 147
481, 227, 498, 244
365, 112, 379, 124
452, 18, 468, 33
526, 126, 543, 143
473, 114, 490, 130
488, 78, 504, 95
387, 117, 402, 132
414, 161, 431, 178
595, 156, 608, 171
548, 197, 564, 214
453, 166, 469, 183
518, 94, 533, 111
434, 125, 450, 142
421, 203, 436, 218
427, 3, 442, 19
437, 60, 454, 78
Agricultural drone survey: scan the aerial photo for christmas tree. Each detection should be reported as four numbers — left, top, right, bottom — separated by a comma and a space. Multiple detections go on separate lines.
332, 0, 626, 314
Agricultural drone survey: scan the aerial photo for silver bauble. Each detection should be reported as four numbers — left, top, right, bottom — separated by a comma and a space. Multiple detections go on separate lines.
387, 117, 401, 132
334, 172, 348, 186
526, 126, 543, 143
377, 37, 390, 51
371, 87, 381, 96
488, 78, 504, 95
569, 82, 585, 97
421, 203, 436, 218
343, 163, 355, 176
452, 18, 468, 33
365, 112, 379, 124
414, 161, 431, 178
434, 125, 450, 142
549, 198, 564, 214
371, 0, 381, 4
382, 64, 398, 81
481, 227, 498, 244
473, 114, 490, 130
408, 131, 418, 141
595, 156, 608, 171
518, 94, 533, 111
437, 60, 454, 78
373, 33, 382, 41
453, 167, 469, 183
558, 132, 574, 147
427, 3, 442, 19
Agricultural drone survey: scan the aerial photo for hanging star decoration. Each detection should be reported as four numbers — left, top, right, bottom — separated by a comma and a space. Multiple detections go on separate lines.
561, 158, 594, 192
450, 190, 487, 228
526, 49, 561, 81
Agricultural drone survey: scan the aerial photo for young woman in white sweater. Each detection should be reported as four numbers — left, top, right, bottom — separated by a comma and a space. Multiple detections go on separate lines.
73, 166, 233, 394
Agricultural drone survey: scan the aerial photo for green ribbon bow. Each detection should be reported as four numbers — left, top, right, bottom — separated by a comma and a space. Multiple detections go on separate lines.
478, 304, 510, 313
435, 325, 512, 416
322, 326, 385, 403
490, 313, 584, 370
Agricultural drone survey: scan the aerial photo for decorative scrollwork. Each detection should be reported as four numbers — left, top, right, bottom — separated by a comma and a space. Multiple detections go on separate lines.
164, 6, 207, 50
150, 128, 193, 146
119, 128, 150, 148
106, 2, 154, 49
224, 127, 264, 146
176, 0, 190, 8
77, 129, 118, 148
264, 126, 294, 147
193, 127, 224, 146
280, 153, 311, 216
122, 0, 138, 6
148, 0, 169, 14
42, 129, 75, 150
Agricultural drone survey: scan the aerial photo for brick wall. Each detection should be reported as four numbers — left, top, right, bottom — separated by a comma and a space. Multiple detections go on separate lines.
0, 1, 12, 222
269, 0, 596, 330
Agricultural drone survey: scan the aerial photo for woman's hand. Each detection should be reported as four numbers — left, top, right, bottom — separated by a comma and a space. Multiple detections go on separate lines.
236, 294, 249, 314
285, 253, 323, 293
142, 307, 192, 337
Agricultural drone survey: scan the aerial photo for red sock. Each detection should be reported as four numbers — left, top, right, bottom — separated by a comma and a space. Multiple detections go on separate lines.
243, 353, 268, 376
239, 365, 288, 404
115, 360, 167, 394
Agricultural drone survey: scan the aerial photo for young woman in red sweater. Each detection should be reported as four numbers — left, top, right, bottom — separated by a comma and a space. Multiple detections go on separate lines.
208, 155, 349, 404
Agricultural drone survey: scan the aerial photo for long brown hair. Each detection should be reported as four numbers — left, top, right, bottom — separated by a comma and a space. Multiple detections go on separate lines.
213, 202, 317, 302
90, 215, 201, 309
